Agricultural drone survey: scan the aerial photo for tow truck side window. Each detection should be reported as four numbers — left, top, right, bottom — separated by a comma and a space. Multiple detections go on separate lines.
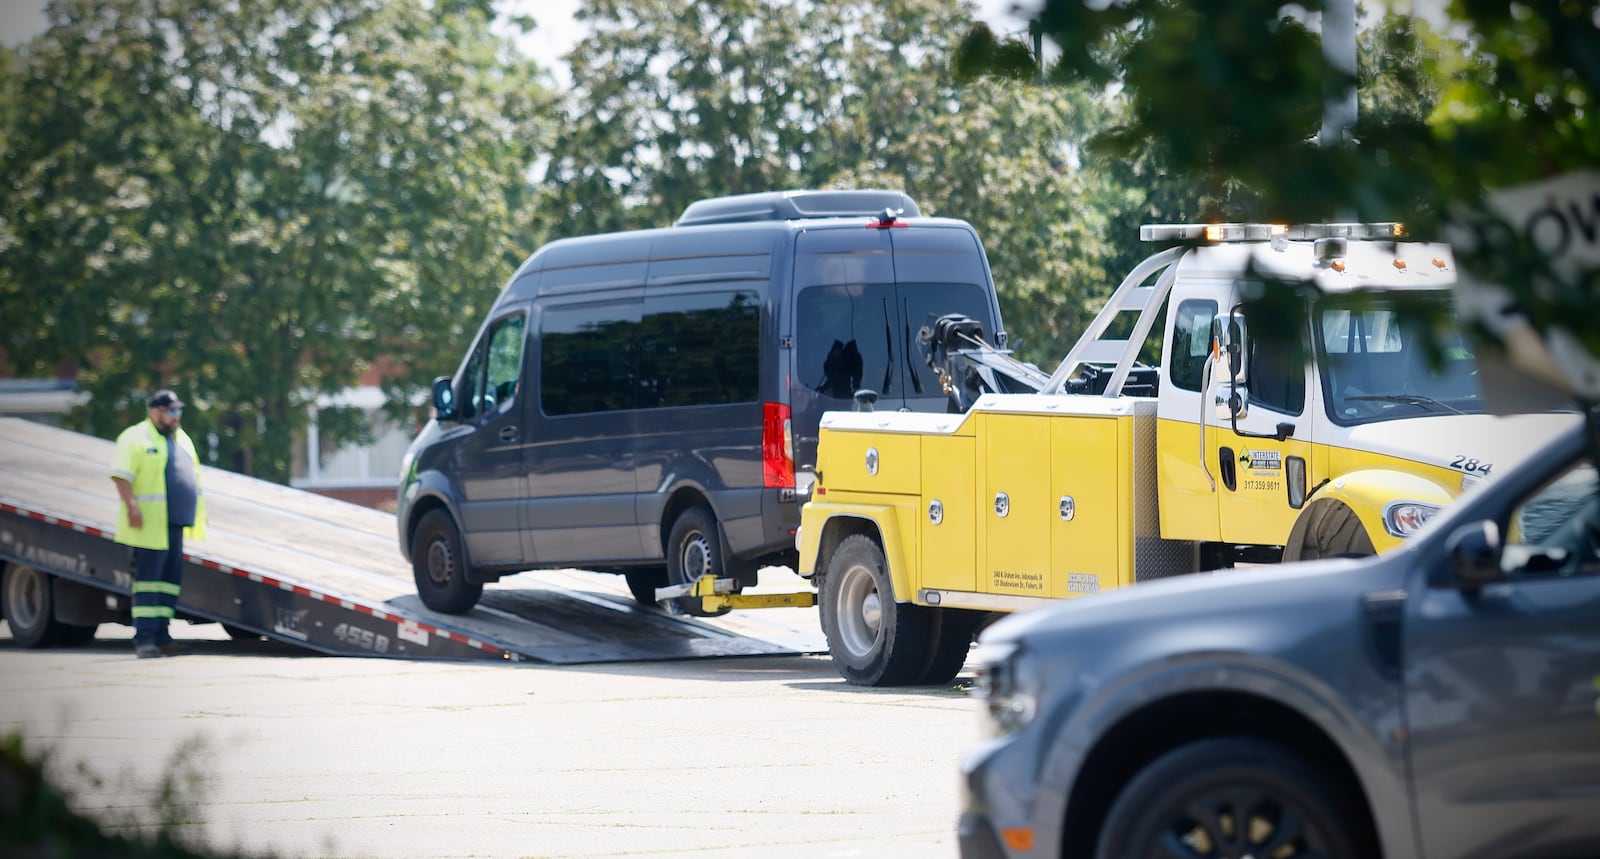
1169, 299, 1218, 392
1247, 326, 1307, 415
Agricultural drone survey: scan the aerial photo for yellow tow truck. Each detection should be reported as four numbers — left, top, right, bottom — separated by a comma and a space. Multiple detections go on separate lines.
783, 222, 1578, 685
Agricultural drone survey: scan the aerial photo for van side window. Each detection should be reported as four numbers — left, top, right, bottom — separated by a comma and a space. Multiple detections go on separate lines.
482, 313, 526, 415
637, 290, 759, 408
1169, 300, 1217, 392
1505, 459, 1600, 579
541, 303, 638, 416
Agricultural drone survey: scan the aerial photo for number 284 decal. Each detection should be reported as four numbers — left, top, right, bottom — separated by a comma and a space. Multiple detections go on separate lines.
1449, 455, 1493, 476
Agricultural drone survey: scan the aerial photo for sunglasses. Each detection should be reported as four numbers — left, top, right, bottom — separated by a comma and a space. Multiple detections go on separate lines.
165, 408, 183, 417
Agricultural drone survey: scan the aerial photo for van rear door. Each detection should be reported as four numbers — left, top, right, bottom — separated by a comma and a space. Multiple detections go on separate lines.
790, 225, 1001, 470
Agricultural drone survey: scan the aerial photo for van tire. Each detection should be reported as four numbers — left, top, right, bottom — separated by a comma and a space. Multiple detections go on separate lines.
3, 564, 68, 649
820, 535, 928, 686
1285, 501, 1376, 562
913, 607, 980, 686
665, 507, 730, 617
624, 567, 667, 607
1095, 736, 1366, 859
411, 510, 483, 614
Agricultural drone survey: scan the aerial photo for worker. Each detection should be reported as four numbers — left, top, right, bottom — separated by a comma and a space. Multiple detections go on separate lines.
110, 389, 207, 658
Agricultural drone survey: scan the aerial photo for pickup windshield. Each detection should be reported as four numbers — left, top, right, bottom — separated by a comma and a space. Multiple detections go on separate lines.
1315, 296, 1484, 426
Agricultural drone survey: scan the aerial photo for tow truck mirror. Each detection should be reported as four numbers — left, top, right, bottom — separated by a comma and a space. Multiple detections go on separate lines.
431, 376, 459, 422
1446, 519, 1504, 588
1223, 313, 1249, 384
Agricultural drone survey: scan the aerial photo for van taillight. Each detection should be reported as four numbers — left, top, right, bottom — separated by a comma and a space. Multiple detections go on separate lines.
762, 402, 794, 489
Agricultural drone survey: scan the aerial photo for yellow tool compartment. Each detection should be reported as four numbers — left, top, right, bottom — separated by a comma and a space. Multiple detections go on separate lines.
799, 396, 1195, 617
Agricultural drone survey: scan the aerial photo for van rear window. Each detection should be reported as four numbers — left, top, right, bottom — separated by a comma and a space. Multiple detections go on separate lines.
796, 282, 996, 401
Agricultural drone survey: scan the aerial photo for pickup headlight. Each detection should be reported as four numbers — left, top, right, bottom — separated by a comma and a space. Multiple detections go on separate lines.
1383, 500, 1440, 538
971, 640, 1039, 737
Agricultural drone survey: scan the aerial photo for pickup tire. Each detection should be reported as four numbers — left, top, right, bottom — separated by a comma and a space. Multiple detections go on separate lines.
411, 509, 483, 614
1096, 736, 1365, 859
2, 563, 76, 649
820, 535, 928, 686
665, 507, 730, 617
1284, 500, 1375, 561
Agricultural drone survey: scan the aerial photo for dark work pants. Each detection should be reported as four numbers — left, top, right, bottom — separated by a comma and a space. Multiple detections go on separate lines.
131, 525, 185, 645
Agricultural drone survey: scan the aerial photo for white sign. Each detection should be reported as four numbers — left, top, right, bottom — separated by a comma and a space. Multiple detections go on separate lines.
1452, 169, 1600, 401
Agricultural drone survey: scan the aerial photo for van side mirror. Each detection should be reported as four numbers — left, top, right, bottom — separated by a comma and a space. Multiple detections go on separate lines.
1446, 519, 1503, 587
431, 376, 458, 422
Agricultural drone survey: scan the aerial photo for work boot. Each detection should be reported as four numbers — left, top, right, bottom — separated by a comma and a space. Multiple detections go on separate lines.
158, 641, 191, 657
135, 643, 163, 659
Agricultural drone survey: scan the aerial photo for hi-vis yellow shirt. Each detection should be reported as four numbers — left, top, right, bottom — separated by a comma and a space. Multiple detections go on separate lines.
110, 419, 207, 549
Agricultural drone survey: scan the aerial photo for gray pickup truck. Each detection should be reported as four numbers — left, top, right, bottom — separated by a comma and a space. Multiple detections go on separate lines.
961, 418, 1600, 859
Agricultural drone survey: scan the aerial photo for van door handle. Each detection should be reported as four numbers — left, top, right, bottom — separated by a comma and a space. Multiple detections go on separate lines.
499, 425, 519, 443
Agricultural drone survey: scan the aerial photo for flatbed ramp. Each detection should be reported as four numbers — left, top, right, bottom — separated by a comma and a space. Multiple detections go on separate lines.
0, 417, 823, 663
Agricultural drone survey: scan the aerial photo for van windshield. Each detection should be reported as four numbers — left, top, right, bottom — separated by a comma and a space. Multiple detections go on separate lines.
1315, 295, 1484, 426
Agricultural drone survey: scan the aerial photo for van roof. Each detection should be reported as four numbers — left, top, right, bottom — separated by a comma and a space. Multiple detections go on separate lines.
674, 189, 921, 226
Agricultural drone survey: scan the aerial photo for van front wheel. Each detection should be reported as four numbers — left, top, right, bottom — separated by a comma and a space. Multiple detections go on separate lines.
820, 535, 928, 686
411, 510, 483, 614
665, 507, 730, 617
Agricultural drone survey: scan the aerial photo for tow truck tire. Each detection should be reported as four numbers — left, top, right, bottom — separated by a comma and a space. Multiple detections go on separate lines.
3, 564, 69, 649
624, 567, 667, 607
820, 535, 929, 686
913, 607, 981, 686
1095, 736, 1367, 859
1284, 500, 1376, 562
665, 507, 730, 617
411, 510, 483, 614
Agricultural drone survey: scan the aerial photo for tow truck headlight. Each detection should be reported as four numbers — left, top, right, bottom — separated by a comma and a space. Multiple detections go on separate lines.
972, 640, 1039, 737
1383, 501, 1440, 538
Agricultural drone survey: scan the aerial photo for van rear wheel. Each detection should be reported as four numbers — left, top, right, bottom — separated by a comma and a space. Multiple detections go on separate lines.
411, 510, 483, 614
624, 567, 667, 607
819, 535, 929, 686
665, 507, 730, 617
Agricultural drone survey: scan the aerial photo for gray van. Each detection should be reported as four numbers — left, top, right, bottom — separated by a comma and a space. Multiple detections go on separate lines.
397, 190, 1009, 615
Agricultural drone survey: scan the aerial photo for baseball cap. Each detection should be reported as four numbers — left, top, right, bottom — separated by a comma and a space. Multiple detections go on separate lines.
148, 389, 184, 409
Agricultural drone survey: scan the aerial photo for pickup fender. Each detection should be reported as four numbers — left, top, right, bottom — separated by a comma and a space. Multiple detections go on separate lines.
1290, 468, 1455, 554
798, 501, 920, 603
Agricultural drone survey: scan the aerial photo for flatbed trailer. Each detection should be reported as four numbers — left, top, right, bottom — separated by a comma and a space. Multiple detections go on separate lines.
0, 417, 819, 663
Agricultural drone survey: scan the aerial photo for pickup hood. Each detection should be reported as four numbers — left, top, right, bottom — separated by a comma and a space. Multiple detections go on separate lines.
1344, 411, 1579, 477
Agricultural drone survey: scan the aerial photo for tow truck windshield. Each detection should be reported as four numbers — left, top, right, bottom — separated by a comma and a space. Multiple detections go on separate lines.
1316, 296, 1484, 426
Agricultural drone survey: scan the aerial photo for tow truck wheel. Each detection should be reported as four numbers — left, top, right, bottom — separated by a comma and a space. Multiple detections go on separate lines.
3, 563, 70, 649
1095, 736, 1367, 859
624, 567, 667, 607
820, 535, 929, 686
913, 607, 981, 686
411, 510, 483, 614
665, 507, 730, 617
1284, 500, 1376, 562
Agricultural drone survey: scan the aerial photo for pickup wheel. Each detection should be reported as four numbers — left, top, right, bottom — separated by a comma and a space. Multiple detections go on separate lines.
3, 564, 69, 649
1096, 737, 1366, 859
411, 510, 483, 614
665, 507, 730, 617
820, 535, 928, 686
1284, 500, 1375, 562
624, 567, 667, 607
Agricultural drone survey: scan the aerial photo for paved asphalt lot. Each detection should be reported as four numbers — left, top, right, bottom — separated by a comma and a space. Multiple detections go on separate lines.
0, 614, 980, 859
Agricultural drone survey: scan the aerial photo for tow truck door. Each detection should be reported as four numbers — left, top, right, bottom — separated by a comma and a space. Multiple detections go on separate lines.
1206, 290, 1318, 549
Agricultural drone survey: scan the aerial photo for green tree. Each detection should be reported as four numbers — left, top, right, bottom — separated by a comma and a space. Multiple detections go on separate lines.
0, 0, 554, 479
956, 0, 1598, 394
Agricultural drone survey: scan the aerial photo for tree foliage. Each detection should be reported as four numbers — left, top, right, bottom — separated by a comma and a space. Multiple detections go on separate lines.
0, 0, 553, 479
546, 0, 1120, 365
